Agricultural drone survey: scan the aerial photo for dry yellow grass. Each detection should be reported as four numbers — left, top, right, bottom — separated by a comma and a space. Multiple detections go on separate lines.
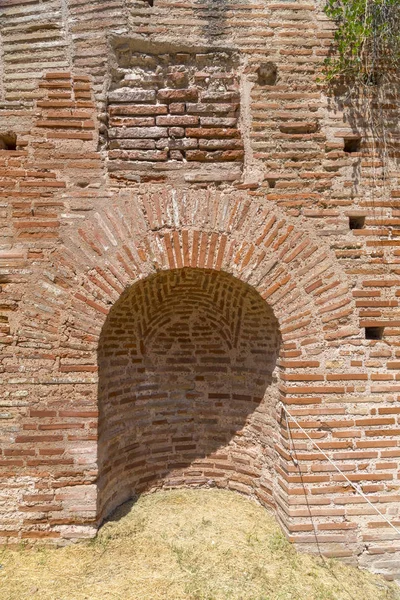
0, 489, 399, 600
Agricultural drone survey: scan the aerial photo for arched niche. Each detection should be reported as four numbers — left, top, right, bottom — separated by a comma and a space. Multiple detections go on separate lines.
97, 267, 281, 521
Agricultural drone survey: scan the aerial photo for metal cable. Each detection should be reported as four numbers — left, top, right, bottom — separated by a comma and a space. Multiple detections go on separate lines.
280, 402, 400, 537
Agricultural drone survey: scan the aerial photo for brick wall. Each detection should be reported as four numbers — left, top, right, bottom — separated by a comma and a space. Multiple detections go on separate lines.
0, 0, 400, 582
107, 39, 243, 184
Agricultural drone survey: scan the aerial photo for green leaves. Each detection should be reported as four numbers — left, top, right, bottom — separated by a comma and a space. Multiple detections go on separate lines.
323, 0, 400, 84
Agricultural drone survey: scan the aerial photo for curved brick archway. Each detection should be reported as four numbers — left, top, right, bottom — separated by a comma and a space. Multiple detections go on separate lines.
97, 267, 281, 521
33, 187, 357, 348
13, 187, 361, 546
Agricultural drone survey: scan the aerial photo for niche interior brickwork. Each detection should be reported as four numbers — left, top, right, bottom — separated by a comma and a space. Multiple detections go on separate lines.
98, 268, 280, 521
107, 39, 243, 185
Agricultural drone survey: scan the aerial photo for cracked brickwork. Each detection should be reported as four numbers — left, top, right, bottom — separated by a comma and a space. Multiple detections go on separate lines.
0, 0, 400, 583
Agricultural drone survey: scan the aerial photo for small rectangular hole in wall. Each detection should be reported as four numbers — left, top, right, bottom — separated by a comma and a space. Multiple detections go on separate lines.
365, 326, 384, 340
257, 62, 278, 86
0, 134, 17, 150
344, 137, 361, 153
349, 216, 365, 230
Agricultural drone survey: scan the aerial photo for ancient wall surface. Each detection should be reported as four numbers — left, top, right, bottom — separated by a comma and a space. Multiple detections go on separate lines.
0, 0, 400, 582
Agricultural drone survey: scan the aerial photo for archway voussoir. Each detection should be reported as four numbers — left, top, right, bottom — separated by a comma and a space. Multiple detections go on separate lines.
162, 232, 177, 269
206, 232, 218, 269
115, 250, 138, 280
85, 272, 120, 306
74, 291, 110, 317
282, 238, 310, 265
172, 230, 184, 269
78, 225, 104, 258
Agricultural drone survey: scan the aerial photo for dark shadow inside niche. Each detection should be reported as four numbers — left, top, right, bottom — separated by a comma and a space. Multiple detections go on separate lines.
97, 268, 281, 524
257, 62, 278, 86
363, 71, 382, 87
0, 133, 17, 150
344, 137, 361, 153
365, 326, 384, 340
349, 215, 365, 230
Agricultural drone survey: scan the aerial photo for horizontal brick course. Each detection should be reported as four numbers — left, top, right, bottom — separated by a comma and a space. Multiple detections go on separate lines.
104, 49, 242, 178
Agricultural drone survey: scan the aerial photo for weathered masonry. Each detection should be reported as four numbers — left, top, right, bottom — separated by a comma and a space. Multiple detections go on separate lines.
0, 0, 400, 583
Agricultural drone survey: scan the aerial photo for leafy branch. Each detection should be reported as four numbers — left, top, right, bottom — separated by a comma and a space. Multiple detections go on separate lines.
323, 0, 400, 84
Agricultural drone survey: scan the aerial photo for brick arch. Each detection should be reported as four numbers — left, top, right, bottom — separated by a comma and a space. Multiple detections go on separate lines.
16, 187, 359, 537
25, 187, 358, 352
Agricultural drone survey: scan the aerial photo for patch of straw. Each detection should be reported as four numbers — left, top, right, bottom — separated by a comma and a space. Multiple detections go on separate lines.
0, 489, 399, 600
